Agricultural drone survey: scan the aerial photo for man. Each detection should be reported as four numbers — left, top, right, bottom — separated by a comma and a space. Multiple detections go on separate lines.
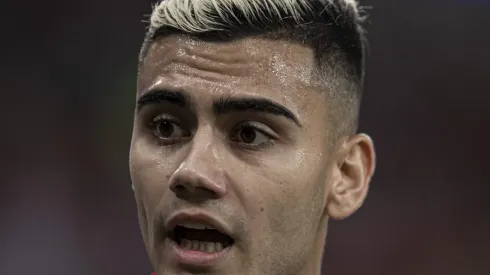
129, 0, 376, 274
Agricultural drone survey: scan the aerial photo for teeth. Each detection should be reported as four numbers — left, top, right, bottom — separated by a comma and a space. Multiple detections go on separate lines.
205, 242, 214, 252
192, 240, 199, 250
179, 238, 226, 253
182, 239, 192, 250
178, 222, 216, 230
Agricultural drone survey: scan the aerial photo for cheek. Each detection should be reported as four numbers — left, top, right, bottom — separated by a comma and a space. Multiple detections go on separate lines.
248, 148, 328, 240
264, 176, 324, 238
129, 138, 175, 225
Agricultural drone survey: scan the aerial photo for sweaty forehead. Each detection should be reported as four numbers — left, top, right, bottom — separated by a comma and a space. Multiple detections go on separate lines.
137, 34, 321, 97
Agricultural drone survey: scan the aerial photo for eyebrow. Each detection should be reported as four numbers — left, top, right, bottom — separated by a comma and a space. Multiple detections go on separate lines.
213, 97, 301, 127
136, 89, 189, 111
136, 89, 301, 127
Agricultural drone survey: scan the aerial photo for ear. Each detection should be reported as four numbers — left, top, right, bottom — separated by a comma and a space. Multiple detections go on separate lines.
326, 133, 376, 220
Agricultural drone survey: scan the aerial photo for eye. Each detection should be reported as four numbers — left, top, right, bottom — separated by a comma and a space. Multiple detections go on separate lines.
233, 122, 275, 148
151, 116, 191, 142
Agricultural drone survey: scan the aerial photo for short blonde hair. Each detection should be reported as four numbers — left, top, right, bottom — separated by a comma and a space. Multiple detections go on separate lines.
149, 0, 363, 33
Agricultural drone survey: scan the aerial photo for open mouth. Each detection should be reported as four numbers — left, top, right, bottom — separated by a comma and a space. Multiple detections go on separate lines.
169, 223, 234, 253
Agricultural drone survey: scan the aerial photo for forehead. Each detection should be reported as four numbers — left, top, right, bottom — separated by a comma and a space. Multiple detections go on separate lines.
137, 34, 325, 112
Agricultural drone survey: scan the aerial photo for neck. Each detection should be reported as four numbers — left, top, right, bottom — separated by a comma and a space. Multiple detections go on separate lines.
297, 219, 329, 275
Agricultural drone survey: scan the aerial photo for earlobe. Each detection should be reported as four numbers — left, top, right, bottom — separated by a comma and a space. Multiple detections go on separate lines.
326, 134, 376, 220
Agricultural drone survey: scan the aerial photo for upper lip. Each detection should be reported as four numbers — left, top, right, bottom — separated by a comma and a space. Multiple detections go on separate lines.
165, 211, 233, 238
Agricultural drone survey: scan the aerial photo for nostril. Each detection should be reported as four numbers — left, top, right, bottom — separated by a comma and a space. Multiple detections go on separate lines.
174, 185, 186, 192
171, 184, 193, 200
171, 183, 220, 201
169, 168, 226, 200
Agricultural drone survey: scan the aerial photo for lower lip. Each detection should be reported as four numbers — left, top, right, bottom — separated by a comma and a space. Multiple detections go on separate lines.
169, 240, 232, 267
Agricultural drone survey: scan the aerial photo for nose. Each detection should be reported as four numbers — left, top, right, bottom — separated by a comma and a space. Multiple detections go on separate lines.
168, 130, 227, 201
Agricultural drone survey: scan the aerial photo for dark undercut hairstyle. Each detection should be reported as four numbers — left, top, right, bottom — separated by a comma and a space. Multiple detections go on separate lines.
138, 0, 369, 137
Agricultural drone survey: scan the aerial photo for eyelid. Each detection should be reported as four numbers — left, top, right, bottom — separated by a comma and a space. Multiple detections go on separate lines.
147, 114, 184, 136
234, 121, 278, 139
151, 113, 178, 123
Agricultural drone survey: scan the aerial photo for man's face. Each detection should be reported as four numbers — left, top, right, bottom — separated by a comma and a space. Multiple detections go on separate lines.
130, 34, 339, 275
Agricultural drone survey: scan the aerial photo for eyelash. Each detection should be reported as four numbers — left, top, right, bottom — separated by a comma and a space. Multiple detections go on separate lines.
231, 122, 276, 150
147, 115, 188, 146
147, 115, 277, 150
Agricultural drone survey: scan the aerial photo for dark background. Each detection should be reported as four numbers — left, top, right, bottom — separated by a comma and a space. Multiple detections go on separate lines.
1, 1, 489, 275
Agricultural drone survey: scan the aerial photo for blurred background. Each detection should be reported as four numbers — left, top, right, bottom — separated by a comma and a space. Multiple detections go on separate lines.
1, 0, 489, 274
